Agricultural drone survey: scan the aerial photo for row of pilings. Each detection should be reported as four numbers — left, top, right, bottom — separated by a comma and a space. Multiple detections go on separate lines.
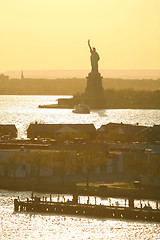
14, 195, 160, 222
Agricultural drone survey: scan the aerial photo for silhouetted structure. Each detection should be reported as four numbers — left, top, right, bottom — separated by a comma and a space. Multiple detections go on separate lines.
83, 40, 105, 108
0, 74, 9, 80
14, 195, 160, 222
88, 40, 100, 73
137, 124, 160, 143
0, 124, 17, 139
27, 123, 96, 139
21, 71, 24, 80
98, 122, 148, 143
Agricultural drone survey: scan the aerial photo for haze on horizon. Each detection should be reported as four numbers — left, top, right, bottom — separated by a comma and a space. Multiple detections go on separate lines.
0, 0, 160, 72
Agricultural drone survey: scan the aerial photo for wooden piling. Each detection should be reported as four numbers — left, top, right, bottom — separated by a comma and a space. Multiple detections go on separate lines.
13, 195, 160, 223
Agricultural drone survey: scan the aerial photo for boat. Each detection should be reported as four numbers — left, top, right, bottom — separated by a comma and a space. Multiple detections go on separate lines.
72, 104, 90, 114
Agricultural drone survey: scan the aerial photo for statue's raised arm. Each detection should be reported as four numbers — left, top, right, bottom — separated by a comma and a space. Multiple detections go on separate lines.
88, 39, 92, 52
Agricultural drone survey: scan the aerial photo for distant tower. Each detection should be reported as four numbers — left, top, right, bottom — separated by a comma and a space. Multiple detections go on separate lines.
21, 70, 24, 80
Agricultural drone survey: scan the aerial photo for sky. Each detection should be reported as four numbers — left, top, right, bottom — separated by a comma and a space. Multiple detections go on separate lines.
0, 0, 160, 72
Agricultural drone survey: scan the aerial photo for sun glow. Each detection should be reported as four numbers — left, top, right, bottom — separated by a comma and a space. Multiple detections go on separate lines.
0, 0, 160, 71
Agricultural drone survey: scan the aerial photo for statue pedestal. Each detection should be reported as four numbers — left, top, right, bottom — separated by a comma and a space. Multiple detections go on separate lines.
83, 71, 105, 109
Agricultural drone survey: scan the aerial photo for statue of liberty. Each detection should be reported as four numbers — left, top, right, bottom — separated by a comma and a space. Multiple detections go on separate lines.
88, 40, 100, 73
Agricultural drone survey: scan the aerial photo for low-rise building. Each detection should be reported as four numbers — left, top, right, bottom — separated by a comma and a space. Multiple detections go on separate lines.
0, 140, 159, 186
98, 122, 149, 143
0, 124, 17, 139
27, 123, 97, 140
0, 74, 9, 80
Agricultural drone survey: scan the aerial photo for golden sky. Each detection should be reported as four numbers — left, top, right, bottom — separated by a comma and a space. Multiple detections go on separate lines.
0, 0, 160, 71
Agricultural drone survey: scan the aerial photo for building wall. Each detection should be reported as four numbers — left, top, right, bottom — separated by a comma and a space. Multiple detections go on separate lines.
0, 148, 159, 182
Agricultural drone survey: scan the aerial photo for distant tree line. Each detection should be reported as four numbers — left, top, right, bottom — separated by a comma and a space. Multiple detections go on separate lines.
104, 89, 160, 109
0, 78, 160, 95
2, 150, 106, 189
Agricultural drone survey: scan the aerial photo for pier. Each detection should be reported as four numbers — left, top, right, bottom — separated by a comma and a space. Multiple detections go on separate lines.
14, 194, 160, 222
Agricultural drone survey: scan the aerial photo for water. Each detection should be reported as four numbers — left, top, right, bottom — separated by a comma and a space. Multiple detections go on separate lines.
0, 95, 160, 239
0, 95, 160, 138
0, 190, 160, 240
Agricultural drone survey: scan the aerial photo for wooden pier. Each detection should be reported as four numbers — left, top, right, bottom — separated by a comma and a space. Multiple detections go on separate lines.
14, 194, 160, 222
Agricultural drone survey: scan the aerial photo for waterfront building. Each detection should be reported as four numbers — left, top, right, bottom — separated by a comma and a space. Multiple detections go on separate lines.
98, 122, 149, 143
0, 74, 9, 80
0, 124, 17, 139
27, 123, 97, 140
0, 145, 159, 186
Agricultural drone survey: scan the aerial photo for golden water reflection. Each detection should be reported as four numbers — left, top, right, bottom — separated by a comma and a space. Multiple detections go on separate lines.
0, 95, 160, 138
0, 190, 160, 239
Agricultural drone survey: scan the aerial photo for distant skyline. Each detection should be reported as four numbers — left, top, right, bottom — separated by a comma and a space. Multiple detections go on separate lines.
0, 0, 160, 71
5, 69, 160, 80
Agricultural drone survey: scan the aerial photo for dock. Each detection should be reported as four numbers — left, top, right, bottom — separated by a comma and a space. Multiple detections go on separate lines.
14, 194, 160, 222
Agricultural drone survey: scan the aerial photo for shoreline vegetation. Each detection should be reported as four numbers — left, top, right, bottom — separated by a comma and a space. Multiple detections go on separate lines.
0, 78, 160, 95
1, 178, 160, 201
0, 78, 160, 109
0, 144, 160, 201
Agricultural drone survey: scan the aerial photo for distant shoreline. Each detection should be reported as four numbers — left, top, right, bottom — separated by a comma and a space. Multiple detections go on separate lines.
1, 178, 160, 201
4, 69, 160, 80
0, 78, 160, 96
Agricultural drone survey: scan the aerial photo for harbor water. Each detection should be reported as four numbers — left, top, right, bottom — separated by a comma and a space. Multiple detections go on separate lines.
0, 95, 160, 239
0, 95, 160, 138
0, 190, 160, 240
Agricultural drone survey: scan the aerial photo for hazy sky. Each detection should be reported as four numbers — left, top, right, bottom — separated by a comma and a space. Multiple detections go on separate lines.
0, 0, 160, 71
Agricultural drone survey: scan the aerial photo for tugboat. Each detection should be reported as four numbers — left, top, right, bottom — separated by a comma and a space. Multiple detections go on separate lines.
72, 104, 90, 114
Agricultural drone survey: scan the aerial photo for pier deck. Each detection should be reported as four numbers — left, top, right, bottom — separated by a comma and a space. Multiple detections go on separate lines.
14, 195, 160, 222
